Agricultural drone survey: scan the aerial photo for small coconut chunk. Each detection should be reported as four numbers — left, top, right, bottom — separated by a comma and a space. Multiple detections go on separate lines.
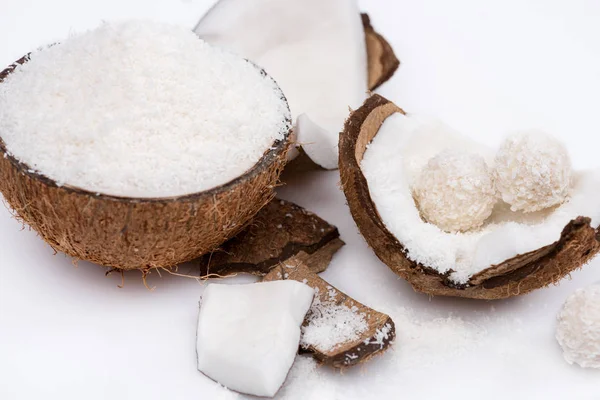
412, 149, 497, 232
296, 114, 339, 169
196, 281, 314, 397
556, 285, 600, 369
494, 131, 572, 213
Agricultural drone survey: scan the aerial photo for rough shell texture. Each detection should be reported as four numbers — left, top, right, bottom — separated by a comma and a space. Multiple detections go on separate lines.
198, 198, 344, 277
339, 94, 600, 299
0, 56, 291, 271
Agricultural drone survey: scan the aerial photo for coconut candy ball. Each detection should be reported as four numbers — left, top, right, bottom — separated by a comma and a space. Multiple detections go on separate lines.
556, 285, 600, 369
412, 149, 497, 233
494, 131, 571, 213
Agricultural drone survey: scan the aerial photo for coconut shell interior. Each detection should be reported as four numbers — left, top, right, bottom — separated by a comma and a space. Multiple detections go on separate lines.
339, 94, 600, 299
263, 259, 395, 368
197, 198, 344, 277
0, 55, 292, 271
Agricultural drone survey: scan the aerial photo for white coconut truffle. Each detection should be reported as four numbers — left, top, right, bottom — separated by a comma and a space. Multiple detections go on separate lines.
556, 285, 600, 369
412, 150, 497, 233
494, 131, 571, 213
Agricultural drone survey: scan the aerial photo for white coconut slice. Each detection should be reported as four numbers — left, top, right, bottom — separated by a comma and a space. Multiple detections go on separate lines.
194, 0, 368, 169
196, 281, 314, 397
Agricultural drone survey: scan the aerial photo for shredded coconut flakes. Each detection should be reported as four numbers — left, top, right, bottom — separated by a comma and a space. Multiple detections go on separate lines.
0, 20, 290, 198
300, 288, 369, 352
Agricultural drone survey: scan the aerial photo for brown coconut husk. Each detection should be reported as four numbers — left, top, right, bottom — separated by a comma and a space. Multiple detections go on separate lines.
362, 14, 400, 91
0, 55, 292, 271
264, 259, 395, 368
339, 94, 600, 300
198, 198, 344, 277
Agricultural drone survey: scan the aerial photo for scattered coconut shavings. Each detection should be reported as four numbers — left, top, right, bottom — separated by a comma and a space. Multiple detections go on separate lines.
198, 198, 344, 277
194, 0, 367, 170
300, 288, 369, 353
263, 260, 395, 368
362, 112, 600, 284
0, 20, 290, 198
363, 323, 393, 350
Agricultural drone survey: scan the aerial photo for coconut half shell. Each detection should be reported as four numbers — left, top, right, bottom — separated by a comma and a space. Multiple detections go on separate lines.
0, 55, 291, 271
339, 94, 600, 299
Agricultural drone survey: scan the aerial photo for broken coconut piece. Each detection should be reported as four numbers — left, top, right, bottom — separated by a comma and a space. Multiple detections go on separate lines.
194, 1, 398, 171
263, 260, 395, 368
361, 14, 400, 91
198, 198, 344, 277
339, 94, 600, 299
0, 21, 292, 271
196, 281, 314, 397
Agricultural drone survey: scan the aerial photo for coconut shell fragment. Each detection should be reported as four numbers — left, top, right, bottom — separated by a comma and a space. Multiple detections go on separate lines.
264, 259, 395, 368
362, 14, 400, 91
339, 94, 600, 299
198, 198, 344, 277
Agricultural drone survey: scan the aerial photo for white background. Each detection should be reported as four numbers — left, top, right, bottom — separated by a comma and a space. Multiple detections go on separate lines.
1, 0, 600, 398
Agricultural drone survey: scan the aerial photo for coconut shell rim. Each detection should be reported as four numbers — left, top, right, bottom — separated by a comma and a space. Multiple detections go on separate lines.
0, 54, 292, 205
338, 93, 600, 299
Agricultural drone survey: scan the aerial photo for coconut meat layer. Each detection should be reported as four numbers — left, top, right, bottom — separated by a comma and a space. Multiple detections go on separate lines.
194, 0, 368, 169
361, 112, 600, 284
0, 20, 290, 198
196, 281, 314, 397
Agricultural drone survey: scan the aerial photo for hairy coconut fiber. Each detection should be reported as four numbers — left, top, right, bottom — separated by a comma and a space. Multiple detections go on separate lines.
339, 94, 600, 300
198, 198, 344, 277
264, 260, 395, 368
0, 55, 292, 271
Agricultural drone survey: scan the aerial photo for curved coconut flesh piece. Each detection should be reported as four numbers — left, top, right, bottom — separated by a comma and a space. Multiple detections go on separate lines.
0, 56, 291, 271
198, 198, 344, 277
339, 94, 600, 300
264, 259, 395, 368
194, 1, 399, 170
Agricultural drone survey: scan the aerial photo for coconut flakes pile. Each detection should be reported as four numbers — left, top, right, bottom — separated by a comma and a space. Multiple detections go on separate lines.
0, 20, 290, 198
300, 287, 369, 352
362, 113, 600, 283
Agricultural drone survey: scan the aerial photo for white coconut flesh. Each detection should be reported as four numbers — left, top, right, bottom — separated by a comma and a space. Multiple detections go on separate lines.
196, 281, 314, 397
194, 0, 368, 170
361, 112, 600, 284
0, 20, 290, 198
